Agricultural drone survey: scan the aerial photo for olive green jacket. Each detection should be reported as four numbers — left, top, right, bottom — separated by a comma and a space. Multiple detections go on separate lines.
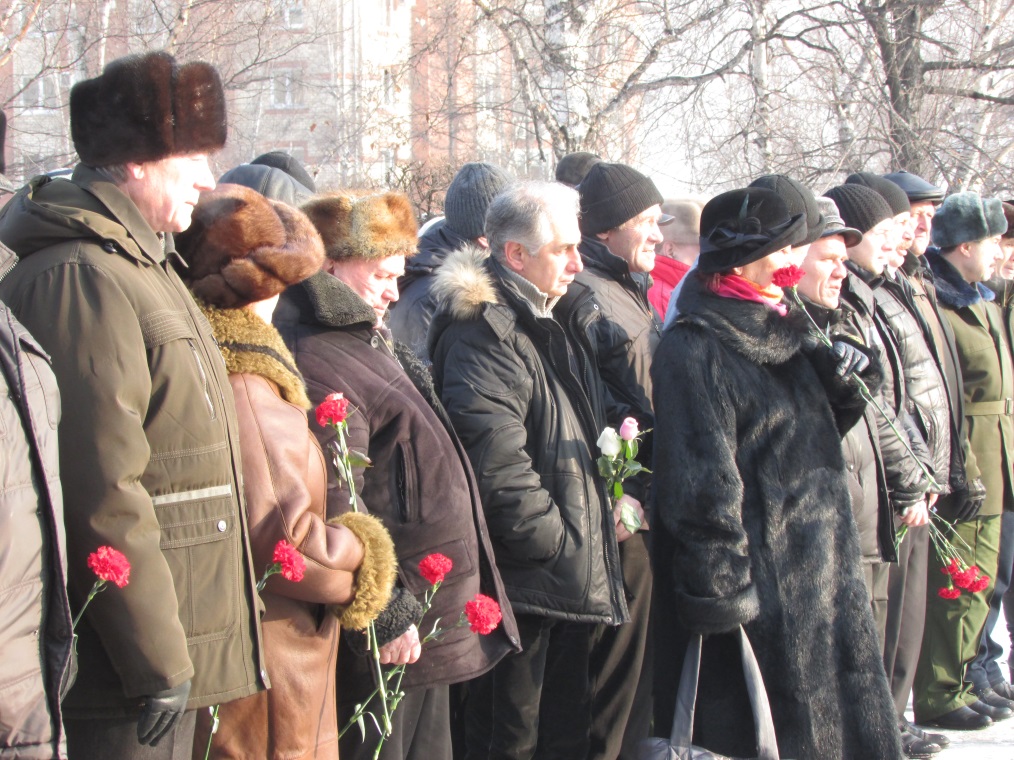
0, 166, 267, 717
928, 252, 1014, 517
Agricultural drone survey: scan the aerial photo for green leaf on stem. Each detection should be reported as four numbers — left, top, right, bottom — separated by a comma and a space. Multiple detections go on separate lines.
347, 449, 373, 469
597, 457, 614, 479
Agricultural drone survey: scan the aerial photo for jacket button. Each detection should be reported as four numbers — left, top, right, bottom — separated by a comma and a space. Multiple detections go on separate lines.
217, 520, 227, 532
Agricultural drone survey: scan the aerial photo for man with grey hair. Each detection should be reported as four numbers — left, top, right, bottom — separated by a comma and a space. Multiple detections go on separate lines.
429, 181, 628, 759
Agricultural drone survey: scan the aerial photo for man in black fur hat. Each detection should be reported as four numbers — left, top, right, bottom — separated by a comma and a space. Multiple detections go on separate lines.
0, 51, 268, 759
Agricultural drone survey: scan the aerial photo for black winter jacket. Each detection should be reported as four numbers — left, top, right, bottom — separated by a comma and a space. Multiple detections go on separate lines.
651, 273, 901, 760
273, 271, 519, 698
429, 247, 629, 625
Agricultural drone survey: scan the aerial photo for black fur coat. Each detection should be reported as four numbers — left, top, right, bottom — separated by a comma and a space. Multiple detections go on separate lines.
650, 274, 902, 759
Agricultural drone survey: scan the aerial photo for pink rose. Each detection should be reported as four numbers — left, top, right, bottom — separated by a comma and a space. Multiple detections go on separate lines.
619, 417, 639, 442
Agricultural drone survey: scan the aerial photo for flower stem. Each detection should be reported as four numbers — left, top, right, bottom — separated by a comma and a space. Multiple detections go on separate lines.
72, 579, 106, 630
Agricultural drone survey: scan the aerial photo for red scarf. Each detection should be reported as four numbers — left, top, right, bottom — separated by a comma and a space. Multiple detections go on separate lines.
709, 274, 787, 316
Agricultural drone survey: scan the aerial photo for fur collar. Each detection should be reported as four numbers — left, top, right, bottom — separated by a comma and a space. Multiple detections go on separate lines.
201, 304, 310, 408
926, 251, 995, 309
298, 270, 377, 329
674, 271, 810, 365
430, 244, 500, 321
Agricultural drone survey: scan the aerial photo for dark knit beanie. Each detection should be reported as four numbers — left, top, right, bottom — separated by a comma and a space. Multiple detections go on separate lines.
1004, 202, 1014, 240
250, 151, 316, 193
748, 174, 825, 246
882, 171, 944, 204
444, 162, 512, 241
578, 162, 664, 236
219, 163, 314, 207
697, 188, 806, 274
823, 185, 893, 234
556, 152, 602, 187
846, 172, 911, 215
931, 192, 1008, 249
71, 51, 227, 167
175, 184, 324, 308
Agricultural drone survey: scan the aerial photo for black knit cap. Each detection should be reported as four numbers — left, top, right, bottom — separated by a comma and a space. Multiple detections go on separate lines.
556, 152, 602, 187
444, 162, 512, 241
882, 170, 944, 204
846, 172, 911, 215
578, 162, 665, 235
823, 184, 893, 234
748, 174, 825, 246
697, 188, 806, 274
250, 151, 316, 193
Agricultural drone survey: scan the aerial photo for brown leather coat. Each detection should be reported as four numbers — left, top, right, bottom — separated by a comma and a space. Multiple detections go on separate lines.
195, 306, 394, 760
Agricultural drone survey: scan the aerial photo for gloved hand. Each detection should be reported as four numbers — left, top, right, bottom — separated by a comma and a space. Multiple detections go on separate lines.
831, 341, 870, 379
137, 679, 191, 746
953, 478, 987, 522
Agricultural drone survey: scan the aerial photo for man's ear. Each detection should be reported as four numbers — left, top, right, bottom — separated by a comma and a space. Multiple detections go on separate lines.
502, 240, 528, 274
124, 162, 145, 180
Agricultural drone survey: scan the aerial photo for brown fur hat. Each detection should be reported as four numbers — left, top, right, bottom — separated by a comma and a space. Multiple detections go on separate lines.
71, 51, 227, 167
175, 184, 324, 308
301, 191, 417, 261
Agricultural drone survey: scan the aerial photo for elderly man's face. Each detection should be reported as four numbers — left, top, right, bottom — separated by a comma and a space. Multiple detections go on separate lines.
847, 218, 894, 276
999, 238, 1014, 280
596, 205, 665, 274
123, 153, 216, 233
910, 201, 936, 256
798, 235, 849, 309
326, 254, 406, 325
516, 215, 583, 297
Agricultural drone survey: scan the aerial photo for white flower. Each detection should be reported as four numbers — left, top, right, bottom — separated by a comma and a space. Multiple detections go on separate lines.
597, 427, 622, 458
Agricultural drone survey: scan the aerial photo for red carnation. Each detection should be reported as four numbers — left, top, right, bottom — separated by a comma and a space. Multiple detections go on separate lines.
273, 540, 306, 583
316, 392, 350, 428
968, 575, 990, 593
953, 565, 980, 590
464, 593, 502, 635
771, 265, 804, 289
940, 558, 961, 577
87, 546, 131, 588
419, 553, 453, 585
937, 586, 962, 600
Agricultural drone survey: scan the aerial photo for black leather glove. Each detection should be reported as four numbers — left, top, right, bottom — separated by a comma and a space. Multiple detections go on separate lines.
953, 478, 987, 522
137, 679, 191, 746
831, 340, 870, 379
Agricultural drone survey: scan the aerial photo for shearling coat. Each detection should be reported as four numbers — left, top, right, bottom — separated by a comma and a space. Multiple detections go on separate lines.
428, 247, 629, 625
651, 273, 902, 760
193, 306, 395, 760
0, 166, 266, 717
273, 271, 518, 704
0, 246, 73, 759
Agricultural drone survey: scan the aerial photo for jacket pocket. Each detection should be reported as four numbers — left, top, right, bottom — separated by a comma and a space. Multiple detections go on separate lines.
391, 440, 419, 523
140, 310, 217, 420
153, 485, 239, 640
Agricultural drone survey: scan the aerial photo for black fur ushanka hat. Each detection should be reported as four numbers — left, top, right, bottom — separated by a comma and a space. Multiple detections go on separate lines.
71, 51, 227, 166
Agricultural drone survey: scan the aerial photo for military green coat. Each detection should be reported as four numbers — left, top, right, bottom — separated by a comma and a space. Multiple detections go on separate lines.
928, 252, 1014, 517
0, 167, 267, 717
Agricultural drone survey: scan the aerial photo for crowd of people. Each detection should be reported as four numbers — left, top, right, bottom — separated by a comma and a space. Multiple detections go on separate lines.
2, 49, 1014, 760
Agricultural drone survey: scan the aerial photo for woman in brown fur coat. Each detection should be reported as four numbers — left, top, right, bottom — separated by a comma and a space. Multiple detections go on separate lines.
175, 183, 398, 760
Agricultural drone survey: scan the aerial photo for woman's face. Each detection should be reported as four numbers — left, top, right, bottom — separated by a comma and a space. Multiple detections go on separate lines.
736, 246, 796, 289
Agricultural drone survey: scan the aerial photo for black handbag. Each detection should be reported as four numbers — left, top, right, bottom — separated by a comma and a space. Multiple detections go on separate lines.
637, 626, 782, 760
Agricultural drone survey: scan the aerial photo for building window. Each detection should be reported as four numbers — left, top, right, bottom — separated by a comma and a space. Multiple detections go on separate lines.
20, 76, 60, 110
281, 0, 304, 29
271, 70, 303, 108
383, 70, 393, 105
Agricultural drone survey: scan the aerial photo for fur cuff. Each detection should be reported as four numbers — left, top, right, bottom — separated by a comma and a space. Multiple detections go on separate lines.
676, 585, 760, 635
328, 512, 397, 631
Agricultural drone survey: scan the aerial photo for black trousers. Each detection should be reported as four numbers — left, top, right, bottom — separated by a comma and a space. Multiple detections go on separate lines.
588, 533, 653, 760
882, 523, 929, 716
464, 613, 593, 760
339, 684, 451, 760
66, 709, 196, 760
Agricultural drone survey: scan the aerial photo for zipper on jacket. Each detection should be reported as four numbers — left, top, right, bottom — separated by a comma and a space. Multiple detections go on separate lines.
187, 338, 217, 420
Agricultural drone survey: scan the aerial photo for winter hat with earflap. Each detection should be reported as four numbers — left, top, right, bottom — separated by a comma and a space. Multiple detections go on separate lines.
823, 184, 893, 235
301, 192, 418, 261
696, 188, 806, 274
931, 192, 1008, 249
174, 183, 324, 309
70, 51, 227, 167
444, 162, 512, 241
749, 174, 825, 246
846, 172, 911, 215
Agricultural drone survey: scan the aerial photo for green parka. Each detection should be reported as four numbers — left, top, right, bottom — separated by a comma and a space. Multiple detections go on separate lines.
927, 251, 1014, 517
0, 166, 267, 717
